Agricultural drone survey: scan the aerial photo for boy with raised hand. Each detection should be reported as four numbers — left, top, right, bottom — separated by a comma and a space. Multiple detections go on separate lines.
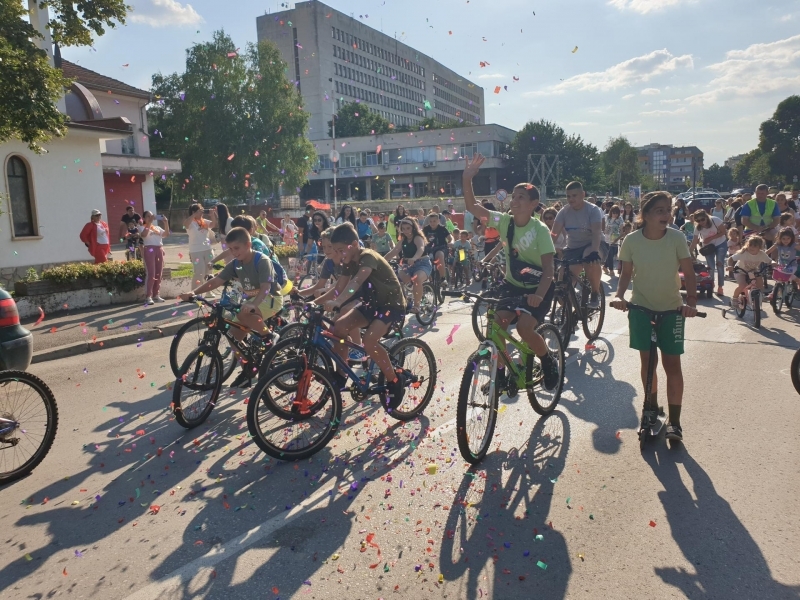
325, 223, 407, 409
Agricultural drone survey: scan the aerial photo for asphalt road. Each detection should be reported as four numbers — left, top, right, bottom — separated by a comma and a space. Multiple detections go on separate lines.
2, 283, 800, 600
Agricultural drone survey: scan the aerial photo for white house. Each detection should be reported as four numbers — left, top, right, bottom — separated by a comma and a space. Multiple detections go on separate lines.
0, 1, 180, 287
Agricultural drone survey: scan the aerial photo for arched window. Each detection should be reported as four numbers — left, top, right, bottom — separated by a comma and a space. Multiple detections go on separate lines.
6, 156, 37, 238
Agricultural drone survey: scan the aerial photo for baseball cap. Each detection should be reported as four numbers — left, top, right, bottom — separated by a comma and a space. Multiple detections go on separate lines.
91, 209, 102, 216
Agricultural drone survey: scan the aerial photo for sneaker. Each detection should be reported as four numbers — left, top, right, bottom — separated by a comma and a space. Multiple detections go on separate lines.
228, 370, 252, 388
154, 296, 165, 303
716, 287, 724, 296
665, 423, 683, 441
384, 372, 405, 410
587, 292, 600, 309
541, 354, 560, 391
145, 297, 154, 305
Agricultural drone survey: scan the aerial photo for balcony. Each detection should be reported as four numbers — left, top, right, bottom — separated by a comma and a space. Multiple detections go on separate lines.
101, 154, 182, 175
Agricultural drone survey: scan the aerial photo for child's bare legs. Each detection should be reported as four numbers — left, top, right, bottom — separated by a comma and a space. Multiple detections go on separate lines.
732, 271, 748, 299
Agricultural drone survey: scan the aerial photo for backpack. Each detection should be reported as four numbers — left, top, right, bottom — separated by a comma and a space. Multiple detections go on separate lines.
233, 252, 287, 291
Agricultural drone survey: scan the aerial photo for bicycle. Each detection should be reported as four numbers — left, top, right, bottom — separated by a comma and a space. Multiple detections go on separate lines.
124, 234, 143, 261
389, 260, 438, 327
791, 346, 800, 396
770, 266, 797, 315
295, 245, 323, 289
612, 303, 706, 446
247, 304, 436, 461
429, 251, 447, 304
0, 370, 59, 484
171, 289, 284, 429
723, 264, 770, 329
549, 256, 606, 347
444, 290, 565, 464
451, 250, 473, 289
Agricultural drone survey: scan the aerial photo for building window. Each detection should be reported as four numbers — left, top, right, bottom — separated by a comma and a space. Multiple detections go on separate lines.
5, 155, 37, 238
121, 135, 136, 155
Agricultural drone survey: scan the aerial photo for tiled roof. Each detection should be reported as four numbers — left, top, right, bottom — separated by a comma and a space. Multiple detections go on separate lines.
61, 59, 151, 101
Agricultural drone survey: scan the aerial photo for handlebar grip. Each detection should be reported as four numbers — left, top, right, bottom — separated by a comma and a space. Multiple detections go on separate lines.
696, 311, 707, 318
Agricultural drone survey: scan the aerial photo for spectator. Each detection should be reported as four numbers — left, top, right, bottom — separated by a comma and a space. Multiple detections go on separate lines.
623, 202, 636, 224
118, 205, 142, 243
256, 209, 279, 237
711, 198, 726, 221
296, 203, 315, 260
740, 184, 780, 244
215, 203, 233, 243
184, 203, 216, 294
138, 211, 170, 304
281, 213, 298, 245
372, 221, 395, 256
356, 210, 378, 241
336, 204, 357, 226
672, 197, 688, 227
80, 209, 111, 264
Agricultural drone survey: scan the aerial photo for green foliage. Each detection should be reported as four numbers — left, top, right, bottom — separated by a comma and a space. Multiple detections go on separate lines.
732, 149, 761, 186
272, 244, 298, 260
328, 101, 391, 138
759, 95, 800, 182
24, 268, 40, 282
507, 120, 598, 190
0, 0, 127, 151
597, 136, 640, 194
149, 30, 316, 202
703, 163, 734, 191
39, 261, 145, 293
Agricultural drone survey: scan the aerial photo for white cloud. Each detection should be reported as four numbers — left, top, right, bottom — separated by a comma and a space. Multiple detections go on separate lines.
130, 0, 203, 27
660, 98, 682, 104
622, 94, 635, 100
608, 0, 696, 14
529, 49, 693, 95
685, 34, 800, 104
640, 107, 688, 116
779, 14, 794, 22
641, 87, 660, 95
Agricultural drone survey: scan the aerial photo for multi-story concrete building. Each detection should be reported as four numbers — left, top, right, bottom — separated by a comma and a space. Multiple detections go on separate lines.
637, 143, 704, 192
725, 154, 746, 170
256, 0, 485, 141
303, 124, 514, 204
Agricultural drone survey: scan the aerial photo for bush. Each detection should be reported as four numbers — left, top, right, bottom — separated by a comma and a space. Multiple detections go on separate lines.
272, 244, 298, 260
40, 261, 146, 293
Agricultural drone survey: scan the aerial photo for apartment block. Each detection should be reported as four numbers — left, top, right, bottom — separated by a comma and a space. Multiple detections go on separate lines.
637, 143, 704, 192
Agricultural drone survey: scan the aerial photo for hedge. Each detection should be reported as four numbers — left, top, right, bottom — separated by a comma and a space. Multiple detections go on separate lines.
36, 261, 146, 293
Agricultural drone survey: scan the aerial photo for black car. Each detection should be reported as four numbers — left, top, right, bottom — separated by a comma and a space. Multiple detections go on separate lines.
0, 288, 33, 371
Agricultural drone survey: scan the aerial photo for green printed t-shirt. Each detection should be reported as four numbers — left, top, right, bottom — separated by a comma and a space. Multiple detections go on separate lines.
619, 228, 690, 312
487, 210, 555, 289
341, 248, 406, 311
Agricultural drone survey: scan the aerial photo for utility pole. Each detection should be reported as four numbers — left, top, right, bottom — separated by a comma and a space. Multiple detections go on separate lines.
692, 157, 697, 206
332, 110, 338, 215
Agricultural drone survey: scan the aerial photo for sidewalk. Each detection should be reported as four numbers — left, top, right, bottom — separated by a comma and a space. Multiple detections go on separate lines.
109, 233, 192, 268
24, 300, 200, 364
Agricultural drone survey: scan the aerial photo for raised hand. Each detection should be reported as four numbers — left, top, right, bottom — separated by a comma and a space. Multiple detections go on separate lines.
463, 153, 486, 179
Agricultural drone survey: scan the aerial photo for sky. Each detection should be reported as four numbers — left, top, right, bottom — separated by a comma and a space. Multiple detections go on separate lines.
63, 0, 800, 165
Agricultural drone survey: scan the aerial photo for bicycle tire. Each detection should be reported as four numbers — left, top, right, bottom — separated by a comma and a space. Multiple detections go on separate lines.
471, 296, 489, 342
771, 283, 784, 315
456, 349, 499, 464
735, 293, 747, 318
526, 323, 565, 415
169, 316, 238, 382
379, 338, 437, 421
172, 345, 223, 429
247, 361, 342, 461
791, 348, 800, 395
276, 321, 306, 342
257, 336, 333, 404
298, 274, 318, 290
0, 371, 59, 484
581, 281, 606, 341
416, 283, 438, 327
549, 288, 572, 347
753, 291, 762, 329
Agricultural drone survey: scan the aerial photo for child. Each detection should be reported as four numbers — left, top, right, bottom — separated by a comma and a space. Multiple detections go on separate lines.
766, 227, 798, 286
179, 227, 279, 388
452, 229, 473, 285
612, 191, 699, 442
729, 235, 771, 301
372, 222, 395, 256
726, 227, 742, 279
779, 212, 796, 236
326, 223, 408, 409
296, 230, 337, 299
679, 219, 695, 246
471, 222, 485, 260
603, 205, 624, 276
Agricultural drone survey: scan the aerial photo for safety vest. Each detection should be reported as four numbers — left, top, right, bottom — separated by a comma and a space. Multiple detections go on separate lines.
746, 198, 777, 227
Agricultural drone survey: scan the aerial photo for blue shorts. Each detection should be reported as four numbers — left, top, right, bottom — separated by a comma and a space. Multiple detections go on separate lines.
404, 256, 432, 278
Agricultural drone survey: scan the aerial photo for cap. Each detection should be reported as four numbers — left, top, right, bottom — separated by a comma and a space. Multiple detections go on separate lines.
91, 209, 102, 216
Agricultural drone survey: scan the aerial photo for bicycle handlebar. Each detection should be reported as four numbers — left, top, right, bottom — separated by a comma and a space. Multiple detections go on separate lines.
441, 290, 531, 306
623, 302, 707, 318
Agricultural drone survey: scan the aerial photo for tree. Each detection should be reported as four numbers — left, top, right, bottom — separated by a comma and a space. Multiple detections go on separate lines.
507, 120, 598, 190
0, 0, 128, 151
149, 30, 316, 202
703, 163, 734, 191
598, 136, 640, 194
327, 101, 390, 138
759, 95, 800, 183
732, 149, 761, 187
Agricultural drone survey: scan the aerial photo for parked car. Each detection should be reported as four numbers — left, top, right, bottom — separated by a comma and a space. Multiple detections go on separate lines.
686, 192, 722, 214
0, 288, 33, 371
731, 188, 753, 196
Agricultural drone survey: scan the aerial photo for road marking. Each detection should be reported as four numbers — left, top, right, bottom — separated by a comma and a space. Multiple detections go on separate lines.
124, 321, 629, 599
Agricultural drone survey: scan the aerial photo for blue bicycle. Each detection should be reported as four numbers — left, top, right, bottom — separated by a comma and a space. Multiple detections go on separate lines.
246, 304, 436, 460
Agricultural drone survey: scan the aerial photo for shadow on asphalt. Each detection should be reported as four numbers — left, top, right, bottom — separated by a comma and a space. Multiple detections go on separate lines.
439, 412, 571, 600
560, 336, 638, 454
644, 445, 800, 600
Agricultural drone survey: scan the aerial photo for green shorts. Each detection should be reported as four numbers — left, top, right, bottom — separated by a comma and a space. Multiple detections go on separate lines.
628, 310, 685, 355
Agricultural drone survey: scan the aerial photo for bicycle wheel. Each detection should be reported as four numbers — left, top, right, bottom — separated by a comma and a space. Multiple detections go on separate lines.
258, 336, 332, 403
298, 274, 318, 290
526, 323, 565, 415
735, 293, 747, 318
379, 338, 437, 421
471, 296, 489, 342
0, 371, 58, 484
456, 349, 499, 464
771, 283, 784, 315
247, 361, 342, 460
172, 345, 223, 429
753, 291, 762, 329
170, 317, 238, 382
791, 348, 800, 395
549, 288, 571, 347
276, 321, 306, 342
416, 283, 438, 327
581, 281, 606, 341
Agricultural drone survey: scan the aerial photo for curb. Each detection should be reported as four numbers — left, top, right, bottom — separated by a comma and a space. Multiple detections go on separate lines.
31, 320, 189, 364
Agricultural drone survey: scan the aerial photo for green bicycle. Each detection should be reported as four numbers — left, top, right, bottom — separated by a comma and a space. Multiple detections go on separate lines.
444, 290, 565, 464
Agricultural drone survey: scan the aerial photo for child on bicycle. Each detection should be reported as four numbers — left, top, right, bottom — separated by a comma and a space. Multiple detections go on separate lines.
463, 154, 560, 390
612, 191, 698, 442
452, 229, 473, 284
326, 223, 408, 408
730, 235, 771, 301
297, 230, 337, 300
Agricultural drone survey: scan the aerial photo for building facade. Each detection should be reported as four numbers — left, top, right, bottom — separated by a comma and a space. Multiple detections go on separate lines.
256, 0, 485, 140
301, 124, 514, 205
637, 143, 704, 192
725, 154, 746, 170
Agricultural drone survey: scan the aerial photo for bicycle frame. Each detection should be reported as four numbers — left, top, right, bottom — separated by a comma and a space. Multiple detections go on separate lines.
307, 323, 386, 396
481, 304, 538, 390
